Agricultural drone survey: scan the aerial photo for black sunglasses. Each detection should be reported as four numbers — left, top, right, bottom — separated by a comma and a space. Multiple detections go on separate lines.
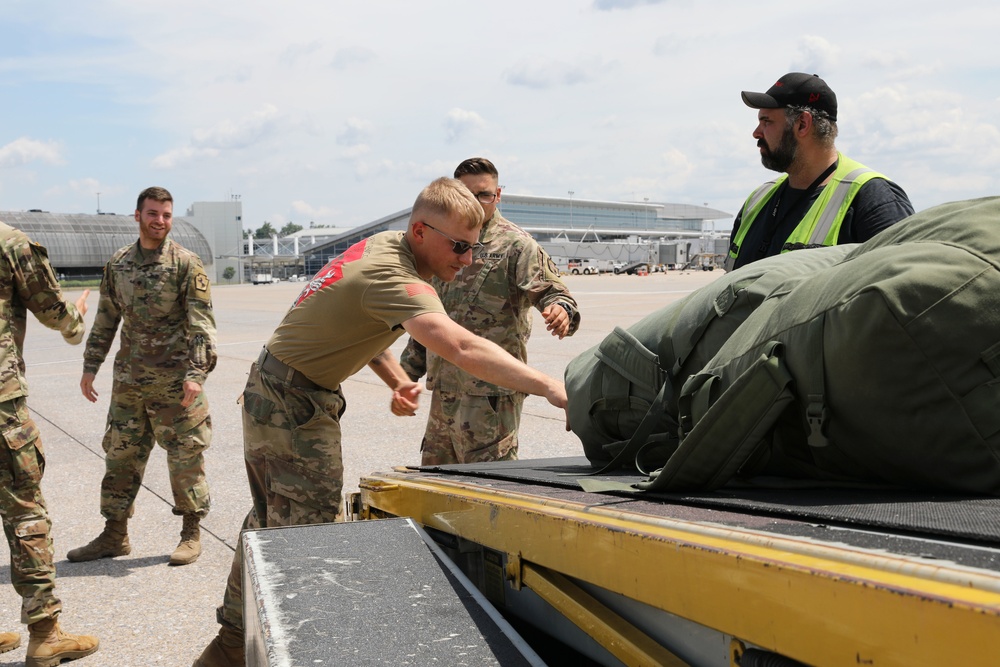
422, 222, 484, 255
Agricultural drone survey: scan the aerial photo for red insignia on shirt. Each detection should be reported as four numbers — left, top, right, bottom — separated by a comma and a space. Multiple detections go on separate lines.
294, 239, 368, 306
405, 283, 436, 298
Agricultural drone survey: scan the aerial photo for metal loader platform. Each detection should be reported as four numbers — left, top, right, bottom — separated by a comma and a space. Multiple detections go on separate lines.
350, 457, 1000, 667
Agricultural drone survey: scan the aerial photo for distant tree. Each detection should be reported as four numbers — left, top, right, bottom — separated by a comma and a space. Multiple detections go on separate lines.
254, 222, 277, 239
279, 222, 303, 236
222, 266, 236, 283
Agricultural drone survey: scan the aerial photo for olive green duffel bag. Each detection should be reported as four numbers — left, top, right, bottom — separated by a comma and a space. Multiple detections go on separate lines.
631, 197, 1000, 494
564, 245, 853, 470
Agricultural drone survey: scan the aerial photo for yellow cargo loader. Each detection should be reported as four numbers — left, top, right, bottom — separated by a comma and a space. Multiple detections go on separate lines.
342, 457, 1000, 667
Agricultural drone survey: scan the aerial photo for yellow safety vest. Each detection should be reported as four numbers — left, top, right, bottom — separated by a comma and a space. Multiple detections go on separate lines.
725, 154, 884, 271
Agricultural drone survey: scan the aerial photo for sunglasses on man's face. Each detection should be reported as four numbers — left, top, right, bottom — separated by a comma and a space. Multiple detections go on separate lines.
422, 222, 484, 255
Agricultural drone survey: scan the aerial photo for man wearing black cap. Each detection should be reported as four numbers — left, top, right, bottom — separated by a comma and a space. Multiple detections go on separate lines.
725, 72, 914, 271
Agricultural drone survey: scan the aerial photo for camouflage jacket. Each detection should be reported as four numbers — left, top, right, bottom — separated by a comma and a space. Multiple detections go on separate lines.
83, 238, 217, 386
400, 211, 580, 395
0, 221, 85, 403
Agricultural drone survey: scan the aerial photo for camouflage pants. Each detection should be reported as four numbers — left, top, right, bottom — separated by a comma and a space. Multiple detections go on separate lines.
99, 378, 211, 521
218, 362, 346, 632
420, 391, 524, 465
0, 398, 61, 625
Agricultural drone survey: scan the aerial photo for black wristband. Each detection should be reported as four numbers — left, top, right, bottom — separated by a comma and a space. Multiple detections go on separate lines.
558, 302, 575, 320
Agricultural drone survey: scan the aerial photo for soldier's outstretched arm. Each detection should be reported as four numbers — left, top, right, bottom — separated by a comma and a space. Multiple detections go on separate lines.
403, 311, 566, 410
12, 238, 88, 344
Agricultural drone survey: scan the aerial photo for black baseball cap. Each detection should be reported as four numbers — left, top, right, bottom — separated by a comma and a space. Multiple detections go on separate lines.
741, 72, 837, 122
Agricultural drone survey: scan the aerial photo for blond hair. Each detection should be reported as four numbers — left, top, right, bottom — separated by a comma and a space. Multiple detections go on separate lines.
411, 177, 484, 230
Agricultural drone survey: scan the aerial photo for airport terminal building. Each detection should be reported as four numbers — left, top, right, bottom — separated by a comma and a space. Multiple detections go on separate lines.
3, 192, 730, 284
291, 194, 731, 277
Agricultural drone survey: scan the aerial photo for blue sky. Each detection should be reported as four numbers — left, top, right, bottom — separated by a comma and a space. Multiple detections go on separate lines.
1, 0, 998, 232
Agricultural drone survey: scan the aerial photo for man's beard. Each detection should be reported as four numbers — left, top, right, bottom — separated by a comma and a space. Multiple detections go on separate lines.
760, 126, 797, 172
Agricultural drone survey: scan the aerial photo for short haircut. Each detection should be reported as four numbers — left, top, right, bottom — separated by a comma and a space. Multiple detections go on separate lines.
786, 105, 839, 147
454, 157, 499, 180
136, 186, 173, 212
411, 177, 484, 230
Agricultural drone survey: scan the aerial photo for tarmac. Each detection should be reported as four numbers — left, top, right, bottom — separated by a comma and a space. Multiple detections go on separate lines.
3, 268, 723, 666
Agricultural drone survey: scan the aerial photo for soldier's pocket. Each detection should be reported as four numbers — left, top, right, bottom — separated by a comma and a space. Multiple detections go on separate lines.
1, 413, 45, 486
146, 266, 180, 315
243, 391, 275, 425
1, 406, 41, 453
265, 455, 342, 520
466, 262, 505, 311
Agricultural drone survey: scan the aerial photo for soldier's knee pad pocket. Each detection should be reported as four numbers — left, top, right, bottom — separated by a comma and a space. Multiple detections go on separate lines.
265, 455, 341, 514
13, 518, 48, 541
1, 418, 40, 453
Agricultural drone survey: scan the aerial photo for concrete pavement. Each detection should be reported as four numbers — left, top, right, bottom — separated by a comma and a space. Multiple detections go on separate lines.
2, 269, 723, 666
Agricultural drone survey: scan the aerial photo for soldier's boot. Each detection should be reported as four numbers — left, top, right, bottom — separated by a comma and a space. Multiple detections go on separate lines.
66, 519, 130, 562
192, 625, 244, 667
169, 515, 201, 566
25, 619, 98, 667
0, 632, 20, 654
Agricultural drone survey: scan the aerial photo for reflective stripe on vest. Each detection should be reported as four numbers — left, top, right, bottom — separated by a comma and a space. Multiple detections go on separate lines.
725, 154, 885, 271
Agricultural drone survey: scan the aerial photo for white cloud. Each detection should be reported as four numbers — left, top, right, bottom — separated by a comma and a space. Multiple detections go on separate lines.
443, 108, 487, 143
0, 138, 64, 168
331, 46, 376, 69
790, 35, 839, 75
291, 199, 338, 221
278, 41, 323, 67
151, 105, 281, 169
340, 144, 371, 159
192, 105, 280, 150
337, 117, 374, 146
504, 58, 609, 89
593, 0, 669, 10
151, 146, 220, 169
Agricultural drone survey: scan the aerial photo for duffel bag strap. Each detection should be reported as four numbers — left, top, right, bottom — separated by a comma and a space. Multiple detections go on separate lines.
638, 341, 794, 492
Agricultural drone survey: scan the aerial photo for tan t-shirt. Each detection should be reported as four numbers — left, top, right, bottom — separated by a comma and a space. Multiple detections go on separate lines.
267, 231, 444, 390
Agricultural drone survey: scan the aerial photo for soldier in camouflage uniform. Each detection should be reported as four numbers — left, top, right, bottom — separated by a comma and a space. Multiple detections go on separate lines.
398, 157, 580, 464
194, 178, 568, 667
0, 221, 100, 665
68, 187, 217, 568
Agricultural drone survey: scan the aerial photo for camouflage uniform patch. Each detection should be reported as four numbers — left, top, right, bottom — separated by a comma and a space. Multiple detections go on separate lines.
84, 238, 218, 520
401, 211, 579, 463
218, 362, 346, 631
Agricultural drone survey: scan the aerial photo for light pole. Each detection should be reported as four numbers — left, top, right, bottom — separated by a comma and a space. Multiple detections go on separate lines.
232, 194, 243, 284
568, 190, 575, 226
643, 197, 649, 228
96, 192, 101, 214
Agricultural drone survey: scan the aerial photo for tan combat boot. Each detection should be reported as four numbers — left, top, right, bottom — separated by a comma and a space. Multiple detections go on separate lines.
169, 515, 201, 566
0, 631, 20, 653
66, 519, 130, 562
192, 625, 244, 667
25, 618, 98, 667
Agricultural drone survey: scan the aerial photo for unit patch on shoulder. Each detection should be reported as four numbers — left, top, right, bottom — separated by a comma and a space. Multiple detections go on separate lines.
195, 273, 210, 292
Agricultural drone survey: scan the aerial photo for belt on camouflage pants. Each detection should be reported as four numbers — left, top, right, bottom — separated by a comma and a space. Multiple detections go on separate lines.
257, 347, 322, 390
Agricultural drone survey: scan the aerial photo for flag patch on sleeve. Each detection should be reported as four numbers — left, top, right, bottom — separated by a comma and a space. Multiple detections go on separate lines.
405, 283, 436, 298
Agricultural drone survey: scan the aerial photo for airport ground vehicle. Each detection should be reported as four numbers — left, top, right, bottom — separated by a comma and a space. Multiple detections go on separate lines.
251, 272, 280, 284
340, 460, 1000, 666
243, 455, 1000, 666
568, 258, 601, 275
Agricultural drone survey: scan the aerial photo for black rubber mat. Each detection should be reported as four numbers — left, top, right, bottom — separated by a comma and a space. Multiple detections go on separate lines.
416, 457, 1000, 545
